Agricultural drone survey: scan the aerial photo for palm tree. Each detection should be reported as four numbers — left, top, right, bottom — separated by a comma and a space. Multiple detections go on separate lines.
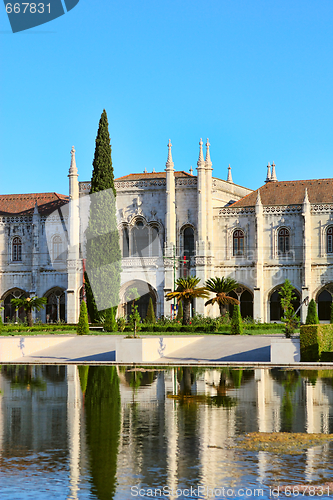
205, 277, 240, 316
11, 296, 47, 327
166, 277, 209, 325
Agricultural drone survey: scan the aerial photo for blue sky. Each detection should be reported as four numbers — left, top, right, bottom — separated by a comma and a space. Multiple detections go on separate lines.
1, 0, 332, 195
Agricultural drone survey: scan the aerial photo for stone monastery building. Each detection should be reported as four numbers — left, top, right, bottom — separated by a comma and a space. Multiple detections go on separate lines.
1, 139, 333, 324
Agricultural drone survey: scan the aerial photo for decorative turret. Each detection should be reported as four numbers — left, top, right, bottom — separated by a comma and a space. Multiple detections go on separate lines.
189, 166, 193, 175
165, 139, 176, 248
205, 139, 213, 252
303, 187, 310, 207
265, 163, 271, 183
227, 164, 233, 183
69, 145, 78, 176
68, 146, 79, 202
33, 200, 39, 215
196, 139, 207, 254
67, 146, 80, 323
270, 161, 278, 182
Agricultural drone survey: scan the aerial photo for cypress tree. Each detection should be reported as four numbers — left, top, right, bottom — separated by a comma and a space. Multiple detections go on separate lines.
145, 297, 156, 324
104, 307, 117, 332
77, 301, 90, 335
85, 110, 121, 320
176, 300, 183, 323
306, 299, 319, 325
230, 304, 243, 335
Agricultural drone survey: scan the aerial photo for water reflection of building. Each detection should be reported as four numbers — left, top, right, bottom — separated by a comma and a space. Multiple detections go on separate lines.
1, 367, 333, 498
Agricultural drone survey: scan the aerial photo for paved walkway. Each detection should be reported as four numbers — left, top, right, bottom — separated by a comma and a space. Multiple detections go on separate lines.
10, 334, 278, 364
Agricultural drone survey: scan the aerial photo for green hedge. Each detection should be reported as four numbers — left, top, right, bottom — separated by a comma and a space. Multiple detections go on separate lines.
2, 324, 77, 333
300, 324, 333, 361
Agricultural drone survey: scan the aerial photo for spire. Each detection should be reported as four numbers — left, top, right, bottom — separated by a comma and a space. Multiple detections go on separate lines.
227, 164, 233, 183
197, 138, 205, 168
270, 161, 278, 182
152, 167, 156, 173
165, 139, 174, 170
265, 163, 271, 183
189, 166, 193, 175
69, 146, 78, 175
144, 167, 147, 173
33, 200, 39, 215
256, 189, 262, 206
303, 187, 310, 205
205, 138, 212, 169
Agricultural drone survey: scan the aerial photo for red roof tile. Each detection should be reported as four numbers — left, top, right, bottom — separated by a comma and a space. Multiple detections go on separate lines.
231, 179, 333, 207
0, 193, 69, 216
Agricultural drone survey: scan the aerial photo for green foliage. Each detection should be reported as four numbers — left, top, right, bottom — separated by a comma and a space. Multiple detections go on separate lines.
85, 110, 121, 317
78, 366, 89, 394
330, 303, 333, 325
230, 304, 243, 335
145, 297, 156, 324
103, 308, 117, 332
279, 280, 299, 338
0, 313, 3, 334
205, 276, 240, 315
129, 304, 141, 337
117, 317, 126, 332
300, 324, 333, 361
306, 299, 319, 325
11, 296, 47, 327
176, 300, 183, 322
166, 276, 209, 325
84, 272, 100, 323
77, 301, 90, 335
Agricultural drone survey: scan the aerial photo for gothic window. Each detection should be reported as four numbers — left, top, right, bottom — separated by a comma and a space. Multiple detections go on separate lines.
184, 227, 194, 260
151, 226, 160, 256
132, 221, 149, 257
52, 236, 62, 261
327, 227, 333, 254
317, 289, 332, 320
278, 228, 290, 255
12, 237, 22, 262
122, 227, 129, 257
233, 230, 244, 256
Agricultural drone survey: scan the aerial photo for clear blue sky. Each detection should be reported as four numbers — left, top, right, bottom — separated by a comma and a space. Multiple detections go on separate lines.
1, 0, 332, 195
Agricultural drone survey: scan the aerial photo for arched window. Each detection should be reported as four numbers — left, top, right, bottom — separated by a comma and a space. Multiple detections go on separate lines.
151, 226, 160, 256
233, 230, 244, 256
184, 227, 194, 259
12, 237, 22, 261
270, 287, 300, 321
52, 236, 62, 261
122, 227, 129, 257
317, 289, 332, 320
327, 227, 333, 254
132, 221, 149, 257
278, 228, 290, 255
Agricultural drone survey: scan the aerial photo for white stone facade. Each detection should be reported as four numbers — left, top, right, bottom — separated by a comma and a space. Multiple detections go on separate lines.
1, 140, 333, 323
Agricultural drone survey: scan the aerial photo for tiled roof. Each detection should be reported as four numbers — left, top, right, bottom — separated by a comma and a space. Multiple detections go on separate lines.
231, 179, 333, 207
0, 193, 69, 216
115, 171, 194, 181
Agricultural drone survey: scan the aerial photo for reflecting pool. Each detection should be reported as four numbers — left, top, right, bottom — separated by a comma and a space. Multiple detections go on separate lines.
1, 366, 333, 499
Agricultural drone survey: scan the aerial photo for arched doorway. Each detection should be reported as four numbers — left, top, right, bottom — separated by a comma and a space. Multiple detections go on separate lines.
269, 286, 300, 321
120, 280, 157, 321
317, 288, 332, 320
44, 288, 66, 323
228, 288, 253, 318
2, 289, 27, 323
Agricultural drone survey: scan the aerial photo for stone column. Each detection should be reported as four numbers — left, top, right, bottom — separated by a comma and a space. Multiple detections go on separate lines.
253, 191, 264, 321
195, 139, 207, 315
67, 146, 80, 323
164, 140, 177, 316
31, 201, 40, 321
302, 188, 311, 323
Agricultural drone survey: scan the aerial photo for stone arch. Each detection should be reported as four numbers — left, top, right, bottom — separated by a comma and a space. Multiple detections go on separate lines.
119, 280, 157, 320
268, 284, 301, 321
44, 287, 66, 323
228, 285, 253, 318
1, 288, 28, 323
316, 284, 333, 320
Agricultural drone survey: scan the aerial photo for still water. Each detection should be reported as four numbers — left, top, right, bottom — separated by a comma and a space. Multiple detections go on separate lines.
1, 366, 333, 500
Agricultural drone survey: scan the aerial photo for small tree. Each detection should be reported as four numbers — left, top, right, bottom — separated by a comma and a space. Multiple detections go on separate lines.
279, 279, 299, 338
306, 299, 319, 325
77, 301, 90, 335
230, 304, 243, 335
176, 301, 183, 323
104, 307, 117, 332
117, 317, 126, 332
0, 310, 3, 334
11, 296, 47, 327
145, 297, 156, 324
129, 304, 141, 338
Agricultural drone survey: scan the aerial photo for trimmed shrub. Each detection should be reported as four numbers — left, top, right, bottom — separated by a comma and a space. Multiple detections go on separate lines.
140, 324, 154, 332
104, 308, 117, 332
230, 305, 243, 335
117, 317, 126, 332
145, 297, 156, 324
176, 301, 183, 323
300, 324, 333, 361
77, 301, 90, 335
305, 299, 319, 325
